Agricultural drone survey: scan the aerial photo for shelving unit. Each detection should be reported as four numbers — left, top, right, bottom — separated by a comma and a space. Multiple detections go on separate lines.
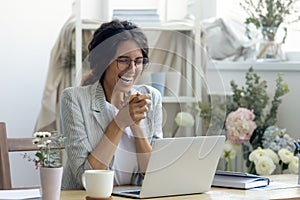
73, 0, 203, 136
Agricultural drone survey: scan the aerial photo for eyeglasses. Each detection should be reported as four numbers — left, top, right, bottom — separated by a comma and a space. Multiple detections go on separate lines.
114, 56, 147, 71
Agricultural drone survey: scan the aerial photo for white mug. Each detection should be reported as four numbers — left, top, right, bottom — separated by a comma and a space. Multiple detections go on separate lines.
82, 169, 114, 198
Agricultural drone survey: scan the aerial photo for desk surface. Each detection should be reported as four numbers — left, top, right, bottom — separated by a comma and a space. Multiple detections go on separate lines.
61, 174, 300, 200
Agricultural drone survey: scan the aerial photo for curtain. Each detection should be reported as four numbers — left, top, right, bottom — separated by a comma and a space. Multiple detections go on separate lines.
34, 17, 95, 132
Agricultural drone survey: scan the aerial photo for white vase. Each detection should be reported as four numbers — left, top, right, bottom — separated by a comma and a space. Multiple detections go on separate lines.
40, 167, 63, 200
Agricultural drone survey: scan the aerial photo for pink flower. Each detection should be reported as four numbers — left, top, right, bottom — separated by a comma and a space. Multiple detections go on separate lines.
225, 108, 257, 144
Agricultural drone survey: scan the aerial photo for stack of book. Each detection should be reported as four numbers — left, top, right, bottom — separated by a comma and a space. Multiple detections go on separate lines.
112, 9, 161, 26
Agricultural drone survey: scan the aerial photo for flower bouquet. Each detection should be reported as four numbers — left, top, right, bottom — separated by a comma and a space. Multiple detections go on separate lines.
198, 67, 297, 175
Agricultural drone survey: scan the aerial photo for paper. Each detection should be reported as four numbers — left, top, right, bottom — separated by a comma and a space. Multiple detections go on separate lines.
251, 181, 300, 190
0, 188, 41, 200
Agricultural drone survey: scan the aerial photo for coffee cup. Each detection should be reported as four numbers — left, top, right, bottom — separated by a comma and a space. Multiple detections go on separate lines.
82, 170, 114, 198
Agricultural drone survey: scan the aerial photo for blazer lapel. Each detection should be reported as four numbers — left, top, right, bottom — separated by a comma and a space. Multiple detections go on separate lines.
91, 82, 110, 130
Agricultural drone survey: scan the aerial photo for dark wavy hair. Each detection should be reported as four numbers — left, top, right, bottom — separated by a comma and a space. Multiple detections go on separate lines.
81, 20, 149, 86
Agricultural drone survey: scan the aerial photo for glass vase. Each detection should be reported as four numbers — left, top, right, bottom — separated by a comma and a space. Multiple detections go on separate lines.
256, 27, 284, 61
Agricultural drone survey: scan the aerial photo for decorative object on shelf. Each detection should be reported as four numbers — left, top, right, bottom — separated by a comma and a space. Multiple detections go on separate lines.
81, 0, 112, 22
240, 0, 300, 61
165, 71, 181, 96
198, 67, 294, 174
112, 9, 161, 26
151, 72, 166, 96
24, 131, 65, 200
256, 26, 284, 60
172, 112, 195, 137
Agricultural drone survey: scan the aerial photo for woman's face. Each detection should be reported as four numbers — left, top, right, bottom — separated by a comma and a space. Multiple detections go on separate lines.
103, 40, 144, 95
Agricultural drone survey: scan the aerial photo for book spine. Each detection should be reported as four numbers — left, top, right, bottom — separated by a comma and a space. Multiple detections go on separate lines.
298, 152, 300, 185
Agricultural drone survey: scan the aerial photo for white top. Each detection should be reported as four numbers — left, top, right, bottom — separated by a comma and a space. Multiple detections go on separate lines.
105, 101, 138, 185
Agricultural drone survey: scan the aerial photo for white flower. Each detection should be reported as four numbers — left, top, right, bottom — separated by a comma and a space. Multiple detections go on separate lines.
288, 156, 299, 174
43, 132, 51, 137
264, 148, 279, 164
249, 147, 267, 162
33, 132, 40, 138
278, 149, 293, 164
222, 140, 237, 159
174, 112, 195, 127
32, 138, 40, 144
37, 144, 46, 148
255, 156, 276, 175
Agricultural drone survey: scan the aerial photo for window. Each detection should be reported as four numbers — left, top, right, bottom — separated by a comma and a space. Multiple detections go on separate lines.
216, 0, 300, 52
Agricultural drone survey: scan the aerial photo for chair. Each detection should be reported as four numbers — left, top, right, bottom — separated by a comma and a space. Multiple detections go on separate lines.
0, 122, 39, 189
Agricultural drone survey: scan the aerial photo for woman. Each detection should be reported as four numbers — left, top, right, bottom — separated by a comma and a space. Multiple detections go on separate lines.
60, 20, 163, 189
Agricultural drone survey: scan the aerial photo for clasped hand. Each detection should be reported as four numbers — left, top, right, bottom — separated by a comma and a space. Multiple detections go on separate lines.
115, 93, 151, 130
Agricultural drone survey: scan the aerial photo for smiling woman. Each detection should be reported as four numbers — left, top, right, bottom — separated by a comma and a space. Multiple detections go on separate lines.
60, 20, 163, 189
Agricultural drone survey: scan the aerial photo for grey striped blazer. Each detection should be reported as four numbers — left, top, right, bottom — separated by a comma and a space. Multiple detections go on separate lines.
60, 81, 163, 189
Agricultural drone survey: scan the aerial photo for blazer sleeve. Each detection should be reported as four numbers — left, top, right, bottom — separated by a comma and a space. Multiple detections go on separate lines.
60, 88, 93, 188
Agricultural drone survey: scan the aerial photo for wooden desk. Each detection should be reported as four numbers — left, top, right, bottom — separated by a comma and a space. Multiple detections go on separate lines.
61, 174, 300, 200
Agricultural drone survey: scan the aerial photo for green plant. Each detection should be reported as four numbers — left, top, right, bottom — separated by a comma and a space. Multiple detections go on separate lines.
25, 132, 65, 168
233, 68, 289, 148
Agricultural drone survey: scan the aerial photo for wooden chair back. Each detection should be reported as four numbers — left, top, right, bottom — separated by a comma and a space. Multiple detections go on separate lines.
0, 122, 40, 189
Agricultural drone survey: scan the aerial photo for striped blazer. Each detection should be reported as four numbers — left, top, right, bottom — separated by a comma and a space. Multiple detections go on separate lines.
60, 81, 163, 189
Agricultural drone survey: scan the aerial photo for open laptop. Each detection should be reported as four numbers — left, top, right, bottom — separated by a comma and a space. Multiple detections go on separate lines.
112, 135, 225, 198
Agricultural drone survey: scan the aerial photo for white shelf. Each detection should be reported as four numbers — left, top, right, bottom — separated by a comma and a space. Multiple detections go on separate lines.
81, 23, 101, 30
209, 60, 300, 72
162, 96, 198, 103
80, 21, 196, 32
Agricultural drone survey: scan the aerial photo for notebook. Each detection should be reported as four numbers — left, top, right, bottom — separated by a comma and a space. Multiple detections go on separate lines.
212, 170, 270, 189
112, 135, 225, 198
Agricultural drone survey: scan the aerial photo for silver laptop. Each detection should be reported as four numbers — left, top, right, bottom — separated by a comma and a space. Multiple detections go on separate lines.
112, 135, 225, 198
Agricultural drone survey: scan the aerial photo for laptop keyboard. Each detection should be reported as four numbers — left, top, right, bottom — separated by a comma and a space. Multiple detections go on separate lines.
123, 190, 141, 195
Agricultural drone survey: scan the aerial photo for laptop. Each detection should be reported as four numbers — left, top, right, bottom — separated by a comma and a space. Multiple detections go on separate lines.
112, 135, 225, 198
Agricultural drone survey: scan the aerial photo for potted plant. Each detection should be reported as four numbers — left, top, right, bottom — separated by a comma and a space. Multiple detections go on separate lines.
240, 0, 300, 60
31, 131, 65, 200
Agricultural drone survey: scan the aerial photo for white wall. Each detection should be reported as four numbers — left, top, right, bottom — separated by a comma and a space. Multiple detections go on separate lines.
0, 0, 72, 187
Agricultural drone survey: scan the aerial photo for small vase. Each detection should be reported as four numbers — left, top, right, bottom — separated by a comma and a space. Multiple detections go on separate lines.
40, 167, 63, 200
256, 27, 284, 61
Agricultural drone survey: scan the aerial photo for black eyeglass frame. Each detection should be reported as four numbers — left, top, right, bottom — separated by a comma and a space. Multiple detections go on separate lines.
114, 56, 148, 71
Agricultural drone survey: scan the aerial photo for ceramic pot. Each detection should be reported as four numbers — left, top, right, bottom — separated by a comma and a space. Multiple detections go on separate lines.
40, 167, 63, 200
